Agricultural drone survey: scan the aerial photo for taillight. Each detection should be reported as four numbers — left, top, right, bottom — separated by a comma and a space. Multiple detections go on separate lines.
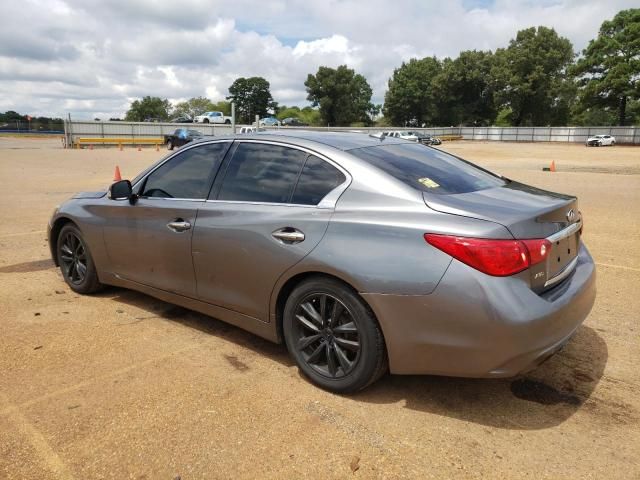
424, 234, 551, 277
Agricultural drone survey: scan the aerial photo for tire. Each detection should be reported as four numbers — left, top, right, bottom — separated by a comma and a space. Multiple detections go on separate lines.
225, 119, 231, 124
203, 119, 209, 124
57, 224, 102, 294
283, 277, 387, 393
167, 140, 174, 151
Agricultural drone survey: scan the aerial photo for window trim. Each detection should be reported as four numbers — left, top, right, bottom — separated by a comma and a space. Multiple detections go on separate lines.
133, 140, 232, 201
208, 139, 351, 209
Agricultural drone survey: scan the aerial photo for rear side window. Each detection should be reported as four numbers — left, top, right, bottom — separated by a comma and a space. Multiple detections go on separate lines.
349, 143, 505, 195
292, 155, 346, 205
217, 143, 307, 203
141, 142, 228, 199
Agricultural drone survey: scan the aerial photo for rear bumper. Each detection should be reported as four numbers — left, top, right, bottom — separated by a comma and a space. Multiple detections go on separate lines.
363, 243, 596, 376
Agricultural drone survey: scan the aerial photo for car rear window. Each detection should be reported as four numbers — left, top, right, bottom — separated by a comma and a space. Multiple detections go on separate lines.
349, 143, 505, 195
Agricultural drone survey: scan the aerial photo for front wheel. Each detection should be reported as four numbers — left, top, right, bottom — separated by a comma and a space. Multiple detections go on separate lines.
203, 119, 209, 124
57, 224, 102, 294
283, 277, 387, 393
167, 140, 174, 150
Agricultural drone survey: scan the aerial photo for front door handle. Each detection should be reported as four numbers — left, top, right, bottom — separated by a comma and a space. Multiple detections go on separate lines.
167, 219, 192, 232
272, 227, 305, 244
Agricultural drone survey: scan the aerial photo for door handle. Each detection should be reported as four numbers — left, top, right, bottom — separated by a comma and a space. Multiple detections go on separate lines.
167, 219, 192, 232
272, 227, 305, 244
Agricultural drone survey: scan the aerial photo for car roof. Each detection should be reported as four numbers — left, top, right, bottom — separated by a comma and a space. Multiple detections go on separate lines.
193, 130, 409, 151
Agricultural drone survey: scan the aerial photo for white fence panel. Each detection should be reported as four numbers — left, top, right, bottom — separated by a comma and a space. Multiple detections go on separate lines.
65, 121, 640, 146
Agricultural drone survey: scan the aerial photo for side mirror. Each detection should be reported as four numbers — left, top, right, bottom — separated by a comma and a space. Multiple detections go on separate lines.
109, 179, 133, 201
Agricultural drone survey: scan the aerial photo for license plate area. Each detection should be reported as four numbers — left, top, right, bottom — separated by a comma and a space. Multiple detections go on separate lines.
548, 233, 579, 278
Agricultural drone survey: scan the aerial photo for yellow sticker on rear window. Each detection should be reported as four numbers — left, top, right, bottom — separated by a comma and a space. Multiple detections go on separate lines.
418, 177, 440, 188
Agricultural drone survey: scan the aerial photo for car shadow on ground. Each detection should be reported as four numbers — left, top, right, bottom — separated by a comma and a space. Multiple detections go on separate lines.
98, 287, 294, 368
100, 287, 606, 431
354, 325, 608, 430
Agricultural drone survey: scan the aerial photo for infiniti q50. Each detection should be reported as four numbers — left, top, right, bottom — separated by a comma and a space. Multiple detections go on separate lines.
48, 131, 596, 392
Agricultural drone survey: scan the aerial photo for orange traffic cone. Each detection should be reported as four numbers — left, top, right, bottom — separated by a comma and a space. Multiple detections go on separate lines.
137, 145, 142, 152
155, 143, 159, 152
119, 143, 123, 151
550, 160, 556, 172
114, 166, 122, 182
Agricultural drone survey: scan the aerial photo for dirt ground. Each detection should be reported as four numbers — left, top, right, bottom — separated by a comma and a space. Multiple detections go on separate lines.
0, 137, 638, 479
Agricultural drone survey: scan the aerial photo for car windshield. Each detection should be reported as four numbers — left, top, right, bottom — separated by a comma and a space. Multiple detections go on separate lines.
350, 143, 506, 195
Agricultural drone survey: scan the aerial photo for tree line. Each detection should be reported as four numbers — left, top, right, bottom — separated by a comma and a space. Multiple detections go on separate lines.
121, 8, 636, 127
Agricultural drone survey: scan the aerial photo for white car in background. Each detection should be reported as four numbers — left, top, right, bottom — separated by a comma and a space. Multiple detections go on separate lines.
193, 111, 232, 124
385, 131, 419, 141
586, 134, 615, 147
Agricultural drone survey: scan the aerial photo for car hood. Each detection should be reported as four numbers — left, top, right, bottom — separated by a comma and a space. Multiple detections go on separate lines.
72, 190, 107, 199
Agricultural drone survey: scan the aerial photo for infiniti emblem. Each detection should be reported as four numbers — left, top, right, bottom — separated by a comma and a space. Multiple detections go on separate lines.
566, 209, 576, 222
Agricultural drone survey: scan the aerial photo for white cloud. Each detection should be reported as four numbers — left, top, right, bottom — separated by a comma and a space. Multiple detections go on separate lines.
0, 0, 636, 118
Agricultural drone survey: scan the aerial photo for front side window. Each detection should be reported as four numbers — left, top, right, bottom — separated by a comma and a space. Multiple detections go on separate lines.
291, 156, 346, 205
217, 143, 307, 203
350, 143, 505, 195
141, 142, 229, 199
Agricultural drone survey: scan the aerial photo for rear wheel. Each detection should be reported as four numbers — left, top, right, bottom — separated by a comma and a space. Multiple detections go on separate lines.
203, 119, 209, 124
225, 119, 231, 124
167, 140, 174, 150
57, 224, 102, 294
283, 277, 387, 393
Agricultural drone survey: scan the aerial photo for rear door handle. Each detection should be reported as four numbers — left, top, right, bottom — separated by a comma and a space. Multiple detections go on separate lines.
272, 227, 305, 244
167, 219, 192, 232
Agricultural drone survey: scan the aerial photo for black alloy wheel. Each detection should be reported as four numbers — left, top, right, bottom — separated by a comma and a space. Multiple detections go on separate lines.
283, 277, 387, 393
57, 224, 102, 294
293, 293, 360, 379
59, 230, 87, 285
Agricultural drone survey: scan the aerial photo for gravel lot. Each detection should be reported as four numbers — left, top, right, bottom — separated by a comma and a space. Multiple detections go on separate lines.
1, 137, 638, 479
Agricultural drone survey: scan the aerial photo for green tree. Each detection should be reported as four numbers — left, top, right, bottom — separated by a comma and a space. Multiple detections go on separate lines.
124, 96, 171, 121
212, 101, 232, 116
299, 106, 322, 126
276, 106, 301, 121
572, 9, 640, 126
491, 26, 575, 126
433, 51, 496, 126
227, 77, 275, 124
305, 65, 374, 126
171, 96, 215, 119
383, 57, 442, 126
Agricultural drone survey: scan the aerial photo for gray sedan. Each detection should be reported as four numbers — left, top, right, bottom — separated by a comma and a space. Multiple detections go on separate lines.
48, 131, 596, 393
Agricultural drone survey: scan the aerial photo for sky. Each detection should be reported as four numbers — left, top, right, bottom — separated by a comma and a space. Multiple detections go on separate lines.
0, 0, 636, 119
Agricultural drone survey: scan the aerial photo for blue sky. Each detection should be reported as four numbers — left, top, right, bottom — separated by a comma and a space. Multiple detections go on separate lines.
0, 0, 636, 118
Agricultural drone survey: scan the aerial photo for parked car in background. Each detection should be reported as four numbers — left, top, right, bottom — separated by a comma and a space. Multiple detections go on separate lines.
163, 128, 203, 150
194, 111, 232, 124
170, 116, 193, 123
281, 117, 308, 127
586, 134, 615, 147
259, 117, 280, 127
239, 126, 266, 134
408, 131, 442, 146
48, 131, 595, 393
385, 131, 419, 141
143, 118, 163, 123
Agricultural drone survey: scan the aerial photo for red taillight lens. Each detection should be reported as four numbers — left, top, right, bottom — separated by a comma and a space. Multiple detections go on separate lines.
424, 234, 551, 277
521, 239, 551, 265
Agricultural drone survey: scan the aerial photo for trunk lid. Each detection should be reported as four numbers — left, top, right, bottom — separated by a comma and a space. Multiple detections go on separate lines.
423, 181, 582, 291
